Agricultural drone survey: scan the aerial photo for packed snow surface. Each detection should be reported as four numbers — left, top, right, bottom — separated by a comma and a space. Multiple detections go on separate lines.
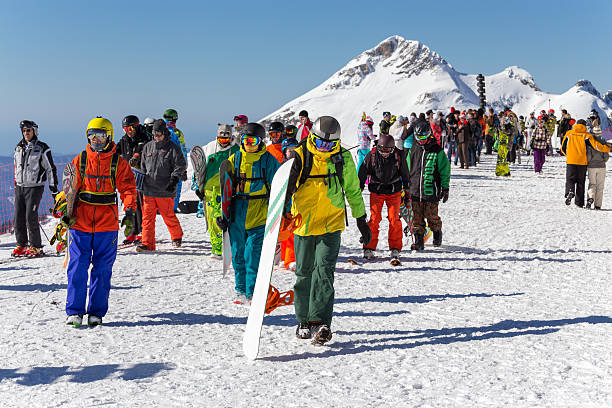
1, 155, 611, 407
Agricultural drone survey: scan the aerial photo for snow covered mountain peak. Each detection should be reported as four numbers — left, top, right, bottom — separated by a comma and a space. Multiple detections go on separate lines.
500, 66, 541, 92
572, 79, 601, 97
603, 90, 612, 105
321, 36, 451, 92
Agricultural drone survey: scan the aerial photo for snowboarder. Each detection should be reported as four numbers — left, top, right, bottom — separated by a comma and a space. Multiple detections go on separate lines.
297, 110, 313, 141
116, 115, 151, 245
195, 124, 239, 258
586, 130, 610, 210
279, 137, 300, 270
495, 112, 515, 176
266, 121, 285, 163
12, 120, 59, 257
406, 121, 451, 250
283, 116, 371, 344
531, 116, 551, 173
64, 116, 137, 326
389, 115, 408, 150
233, 114, 249, 141
379, 111, 393, 135
357, 114, 374, 171
136, 119, 187, 251
215, 123, 281, 304
358, 134, 409, 264
163, 109, 187, 211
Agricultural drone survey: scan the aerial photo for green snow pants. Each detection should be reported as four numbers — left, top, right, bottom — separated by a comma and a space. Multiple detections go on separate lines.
293, 231, 341, 327
205, 187, 223, 255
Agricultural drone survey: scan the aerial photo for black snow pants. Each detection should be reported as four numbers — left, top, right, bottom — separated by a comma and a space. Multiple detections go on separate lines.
565, 164, 587, 207
14, 185, 44, 248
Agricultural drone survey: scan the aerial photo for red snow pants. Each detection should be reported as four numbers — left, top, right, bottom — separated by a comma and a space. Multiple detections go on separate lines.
365, 192, 403, 251
142, 196, 183, 250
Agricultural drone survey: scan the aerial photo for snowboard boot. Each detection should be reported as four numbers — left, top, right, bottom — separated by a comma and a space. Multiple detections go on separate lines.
363, 248, 374, 260
390, 248, 400, 258
11, 246, 27, 257
123, 234, 138, 245
413, 233, 425, 251
565, 192, 575, 206
66, 314, 83, 327
136, 244, 152, 252
295, 322, 311, 339
311, 324, 332, 345
233, 293, 247, 305
172, 238, 182, 248
586, 198, 594, 209
25, 247, 44, 257
87, 315, 102, 327
432, 230, 443, 247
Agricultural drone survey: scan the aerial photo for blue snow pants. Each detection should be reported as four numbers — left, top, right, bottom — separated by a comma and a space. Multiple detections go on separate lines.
228, 221, 264, 299
174, 180, 182, 211
66, 229, 118, 317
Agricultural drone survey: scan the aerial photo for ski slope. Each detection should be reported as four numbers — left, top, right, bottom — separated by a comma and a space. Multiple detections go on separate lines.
0, 154, 611, 407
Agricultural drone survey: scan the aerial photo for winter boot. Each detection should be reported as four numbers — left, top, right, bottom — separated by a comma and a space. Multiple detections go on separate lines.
433, 230, 443, 247
233, 293, 247, 305
66, 314, 83, 327
11, 246, 27, 257
25, 247, 44, 257
122, 234, 138, 245
136, 244, 152, 252
565, 192, 575, 206
363, 248, 374, 260
87, 315, 102, 327
172, 238, 182, 248
586, 198, 594, 209
295, 322, 311, 339
311, 324, 332, 345
413, 233, 425, 251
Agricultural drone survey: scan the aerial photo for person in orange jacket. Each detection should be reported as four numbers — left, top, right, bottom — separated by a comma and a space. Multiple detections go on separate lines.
279, 137, 300, 270
266, 121, 285, 163
560, 119, 610, 207
65, 117, 137, 327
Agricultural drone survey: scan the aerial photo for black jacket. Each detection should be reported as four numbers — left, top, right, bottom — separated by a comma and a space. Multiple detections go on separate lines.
408, 140, 450, 202
116, 126, 151, 163
141, 137, 187, 198
358, 148, 409, 195
379, 119, 392, 135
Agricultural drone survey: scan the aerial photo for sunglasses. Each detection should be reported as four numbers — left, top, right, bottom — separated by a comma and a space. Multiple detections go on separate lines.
123, 125, 137, 133
87, 128, 109, 141
241, 134, 261, 146
311, 133, 339, 152
153, 130, 165, 137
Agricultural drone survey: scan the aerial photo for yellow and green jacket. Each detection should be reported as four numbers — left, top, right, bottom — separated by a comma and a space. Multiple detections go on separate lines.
227, 144, 280, 230
286, 138, 365, 236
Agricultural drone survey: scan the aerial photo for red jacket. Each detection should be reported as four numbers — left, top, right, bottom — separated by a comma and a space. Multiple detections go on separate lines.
298, 119, 313, 141
71, 143, 137, 233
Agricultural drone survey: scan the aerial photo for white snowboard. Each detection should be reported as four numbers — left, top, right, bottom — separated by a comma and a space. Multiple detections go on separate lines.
243, 158, 294, 360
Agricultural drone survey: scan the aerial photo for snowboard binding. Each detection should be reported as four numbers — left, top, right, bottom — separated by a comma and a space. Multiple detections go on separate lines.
265, 285, 294, 315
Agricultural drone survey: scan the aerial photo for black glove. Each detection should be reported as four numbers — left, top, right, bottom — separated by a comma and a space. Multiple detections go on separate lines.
440, 188, 449, 203
216, 216, 228, 232
121, 208, 137, 237
128, 154, 141, 169
195, 189, 204, 201
165, 176, 179, 192
356, 215, 372, 246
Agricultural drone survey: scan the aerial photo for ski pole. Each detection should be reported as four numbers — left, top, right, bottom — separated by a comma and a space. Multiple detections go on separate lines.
39, 220, 50, 243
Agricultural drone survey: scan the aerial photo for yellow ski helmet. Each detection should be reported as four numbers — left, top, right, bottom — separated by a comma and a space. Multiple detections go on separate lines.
86, 116, 114, 151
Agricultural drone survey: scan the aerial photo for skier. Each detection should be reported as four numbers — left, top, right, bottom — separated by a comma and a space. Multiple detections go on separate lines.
495, 112, 515, 176
585, 130, 609, 210
358, 134, 409, 264
531, 116, 551, 173
283, 116, 371, 344
162, 109, 187, 211
215, 123, 281, 304
136, 119, 187, 251
357, 114, 374, 171
406, 121, 451, 250
561, 119, 609, 207
195, 124, 239, 258
116, 115, 151, 245
297, 110, 313, 141
12, 120, 59, 257
279, 137, 300, 270
64, 117, 137, 326
266, 121, 285, 163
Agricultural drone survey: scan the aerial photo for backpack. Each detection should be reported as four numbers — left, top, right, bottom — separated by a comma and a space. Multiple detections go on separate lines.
232, 149, 270, 200
77, 149, 120, 205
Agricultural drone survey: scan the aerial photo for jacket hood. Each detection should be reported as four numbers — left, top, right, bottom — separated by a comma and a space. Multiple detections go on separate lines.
239, 143, 267, 161
572, 124, 587, 133
306, 136, 340, 161
86, 142, 117, 157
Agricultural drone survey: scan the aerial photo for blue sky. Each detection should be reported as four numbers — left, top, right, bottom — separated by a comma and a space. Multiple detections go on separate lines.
1, 0, 610, 156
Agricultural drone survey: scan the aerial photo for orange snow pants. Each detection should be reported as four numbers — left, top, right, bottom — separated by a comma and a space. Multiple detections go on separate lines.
142, 196, 183, 250
281, 233, 295, 269
365, 191, 403, 251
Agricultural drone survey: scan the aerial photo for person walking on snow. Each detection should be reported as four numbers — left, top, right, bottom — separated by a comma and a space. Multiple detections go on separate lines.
64, 117, 137, 327
531, 116, 551, 173
136, 120, 187, 252
297, 110, 313, 141
561, 119, 610, 207
585, 131, 610, 210
406, 121, 451, 250
358, 134, 409, 261
284, 116, 371, 345
215, 123, 280, 304
379, 111, 393, 135
12, 120, 59, 258
195, 124, 239, 258
279, 137, 300, 270
357, 114, 374, 171
163, 109, 187, 211
495, 112, 515, 176
266, 121, 285, 163
456, 113, 472, 169
389, 115, 408, 151
524, 112, 537, 155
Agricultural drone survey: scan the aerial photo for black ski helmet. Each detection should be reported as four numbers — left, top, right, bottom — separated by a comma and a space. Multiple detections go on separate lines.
284, 125, 298, 138
122, 115, 140, 128
20, 120, 39, 136
378, 134, 395, 149
268, 121, 284, 133
311, 116, 341, 141
243, 122, 266, 139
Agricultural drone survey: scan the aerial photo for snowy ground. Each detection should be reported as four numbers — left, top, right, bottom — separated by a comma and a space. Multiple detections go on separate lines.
1, 153, 611, 407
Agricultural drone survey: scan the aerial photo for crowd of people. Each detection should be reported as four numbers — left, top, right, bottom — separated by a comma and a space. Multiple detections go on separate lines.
8, 104, 611, 341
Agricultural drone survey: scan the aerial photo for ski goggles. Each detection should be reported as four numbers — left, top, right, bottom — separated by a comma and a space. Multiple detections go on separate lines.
153, 130, 165, 138
241, 134, 261, 146
378, 145, 394, 154
311, 133, 339, 152
87, 128, 109, 141
123, 125, 137, 133
414, 132, 430, 142
217, 136, 231, 145
284, 128, 297, 137
165, 120, 176, 128
268, 131, 282, 139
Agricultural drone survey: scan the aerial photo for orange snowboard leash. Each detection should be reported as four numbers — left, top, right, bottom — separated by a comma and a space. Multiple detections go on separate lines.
264, 285, 295, 314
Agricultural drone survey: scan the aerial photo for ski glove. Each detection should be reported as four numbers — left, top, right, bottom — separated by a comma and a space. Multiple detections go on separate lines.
165, 176, 179, 192
440, 188, 449, 203
216, 216, 228, 232
129, 154, 141, 169
356, 215, 372, 246
195, 189, 204, 201
121, 208, 137, 237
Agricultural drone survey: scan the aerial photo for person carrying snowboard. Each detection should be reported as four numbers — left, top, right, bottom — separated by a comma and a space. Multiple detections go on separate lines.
12, 120, 59, 258
358, 134, 409, 264
406, 121, 450, 250
279, 137, 300, 270
495, 112, 515, 177
215, 123, 280, 304
195, 124, 239, 258
64, 117, 137, 326
284, 116, 371, 345
356, 114, 374, 171
266, 121, 285, 163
